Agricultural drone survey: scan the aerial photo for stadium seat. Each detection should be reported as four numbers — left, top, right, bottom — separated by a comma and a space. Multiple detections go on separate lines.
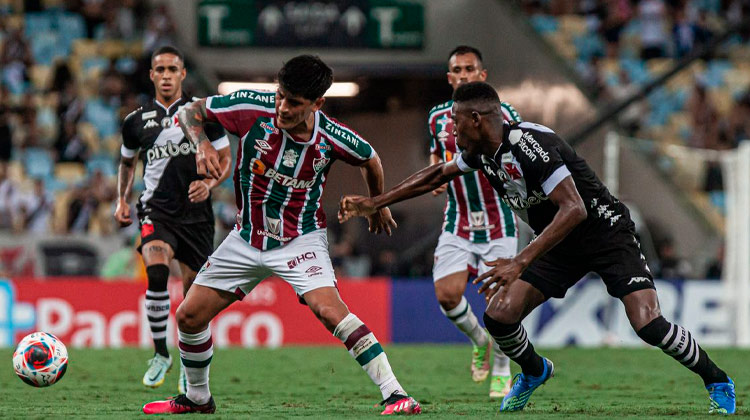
29, 65, 50, 91
86, 155, 116, 177
22, 148, 53, 179
529, 15, 558, 35
54, 162, 86, 184
83, 99, 118, 139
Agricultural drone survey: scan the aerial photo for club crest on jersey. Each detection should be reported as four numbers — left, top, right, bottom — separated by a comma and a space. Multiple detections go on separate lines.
260, 121, 278, 134
282, 149, 299, 168
161, 116, 173, 128
313, 157, 329, 173
265, 217, 281, 235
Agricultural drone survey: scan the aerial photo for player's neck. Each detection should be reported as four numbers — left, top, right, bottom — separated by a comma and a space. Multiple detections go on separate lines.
480, 123, 505, 157
155, 93, 181, 111
286, 112, 316, 139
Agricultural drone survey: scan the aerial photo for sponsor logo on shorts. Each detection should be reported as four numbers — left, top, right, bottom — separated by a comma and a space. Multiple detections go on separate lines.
287, 251, 317, 269
140, 216, 154, 238
306, 266, 323, 277
198, 261, 211, 274
627, 276, 651, 285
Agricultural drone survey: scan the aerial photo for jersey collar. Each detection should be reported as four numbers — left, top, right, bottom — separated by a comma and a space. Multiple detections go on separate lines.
493, 120, 512, 162
154, 94, 186, 114
281, 110, 321, 145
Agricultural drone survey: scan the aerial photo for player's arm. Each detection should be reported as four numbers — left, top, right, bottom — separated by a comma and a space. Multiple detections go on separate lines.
475, 175, 587, 301
114, 114, 139, 227
429, 153, 449, 196
358, 153, 397, 235
178, 98, 222, 179
338, 158, 464, 223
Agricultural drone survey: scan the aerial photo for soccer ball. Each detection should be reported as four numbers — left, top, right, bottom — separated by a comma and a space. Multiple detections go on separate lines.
12, 332, 68, 387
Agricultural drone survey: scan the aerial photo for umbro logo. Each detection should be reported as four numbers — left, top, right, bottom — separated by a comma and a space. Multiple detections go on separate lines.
254, 139, 272, 154
306, 266, 323, 277
143, 119, 159, 129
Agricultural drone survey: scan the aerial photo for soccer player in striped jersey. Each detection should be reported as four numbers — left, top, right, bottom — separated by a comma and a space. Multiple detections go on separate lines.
427, 46, 519, 398
142, 55, 420, 415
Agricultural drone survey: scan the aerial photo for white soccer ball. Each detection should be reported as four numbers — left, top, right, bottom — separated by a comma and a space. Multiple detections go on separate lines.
12, 332, 69, 387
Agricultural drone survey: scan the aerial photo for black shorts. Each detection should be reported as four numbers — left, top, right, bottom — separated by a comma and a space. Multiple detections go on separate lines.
520, 227, 654, 299
137, 217, 214, 273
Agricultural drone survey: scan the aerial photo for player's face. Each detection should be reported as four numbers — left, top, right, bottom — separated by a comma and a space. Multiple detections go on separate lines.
150, 54, 186, 101
447, 53, 487, 91
275, 87, 324, 130
451, 104, 479, 152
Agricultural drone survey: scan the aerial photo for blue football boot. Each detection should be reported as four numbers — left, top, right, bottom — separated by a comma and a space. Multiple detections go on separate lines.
707, 377, 735, 414
500, 358, 554, 412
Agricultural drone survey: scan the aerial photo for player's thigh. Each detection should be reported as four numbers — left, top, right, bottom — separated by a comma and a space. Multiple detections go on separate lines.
139, 219, 177, 266
192, 229, 273, 300
267, 229, 337, 297
592, 230, 655, 300
172, 221, 215, 274
178, 261, 197, 297
433, 232, 473, 282
519, 250, 588, 301
178, 283, 236, 333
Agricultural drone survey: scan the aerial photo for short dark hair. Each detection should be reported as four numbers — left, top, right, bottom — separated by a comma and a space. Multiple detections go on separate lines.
277, 55, 333, 101
453, 81, 499, 105
151, 45, 184, 64
448, 45, 483, 64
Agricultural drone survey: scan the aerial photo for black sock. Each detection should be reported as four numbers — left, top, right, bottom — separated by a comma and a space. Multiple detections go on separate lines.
145, 264, 171, 358
637, 316, 728, 386
484, 313, 545, 377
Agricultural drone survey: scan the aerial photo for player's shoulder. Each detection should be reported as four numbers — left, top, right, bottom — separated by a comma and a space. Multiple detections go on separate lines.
123, 105, 144, 123
513, 121, 557, 137
319, 112, 366, 144
428, 100, 453, 118
500, 101, 523, 122
208, 89, 276, 110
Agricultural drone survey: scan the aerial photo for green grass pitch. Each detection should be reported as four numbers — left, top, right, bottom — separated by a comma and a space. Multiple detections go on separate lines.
2, 345, 746, 418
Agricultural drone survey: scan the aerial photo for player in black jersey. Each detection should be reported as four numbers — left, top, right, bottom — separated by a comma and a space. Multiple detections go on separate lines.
114, 46, 232, 393
339, 81, 735, 414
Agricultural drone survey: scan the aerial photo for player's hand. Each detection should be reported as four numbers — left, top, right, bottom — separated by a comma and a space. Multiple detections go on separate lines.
338, 194, 377, 223
114, 198, 132, 227
431, 183, 448, 196
473, 258, 525, 302
196, 141, 221, 179
188, 180, 210, 203
366, 207, 398, 236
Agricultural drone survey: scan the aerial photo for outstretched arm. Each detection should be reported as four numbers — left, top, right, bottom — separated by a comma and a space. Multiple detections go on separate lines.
339, 159, 463, 222
178, 99, 221, 179
358, 154, 397, 235
474, 176, 587, 302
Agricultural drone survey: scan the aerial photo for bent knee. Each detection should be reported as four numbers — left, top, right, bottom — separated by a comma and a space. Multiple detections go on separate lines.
176, 305, 207, 333
485, 300, 523, 325
434, 283, 465, 311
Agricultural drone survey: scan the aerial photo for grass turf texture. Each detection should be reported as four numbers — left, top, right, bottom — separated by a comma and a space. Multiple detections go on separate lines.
1, 345, 746, 418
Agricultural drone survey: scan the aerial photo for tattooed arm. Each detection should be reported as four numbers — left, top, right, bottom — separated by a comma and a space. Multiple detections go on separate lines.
178, 98, 221, 179
114, 155, 137, 227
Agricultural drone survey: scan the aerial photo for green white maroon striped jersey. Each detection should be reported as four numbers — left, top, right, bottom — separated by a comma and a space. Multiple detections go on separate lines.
206, 90, 375, 250
428, 100, 521, 243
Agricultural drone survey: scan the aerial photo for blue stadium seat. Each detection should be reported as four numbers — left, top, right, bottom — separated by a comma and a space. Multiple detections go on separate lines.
86, 154, 117, 177
573, 33, 604, 61
30, 31, 65, 65
24, 13, 53, 37
84, 99, 119, 138
529, 15, 558, 34
22, 148, 53, 179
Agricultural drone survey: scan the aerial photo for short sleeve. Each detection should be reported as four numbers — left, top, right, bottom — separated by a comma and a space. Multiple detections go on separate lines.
120, 111, 140, 158
512, 126, 569, 195
500, 101, 523, 123
205, 121, 229, 150
325, 120, 375, 166
456, 151, 480, 173
205, 90, 274, 137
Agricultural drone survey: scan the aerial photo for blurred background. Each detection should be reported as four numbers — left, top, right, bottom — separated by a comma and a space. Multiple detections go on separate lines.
0, 0, 749, 348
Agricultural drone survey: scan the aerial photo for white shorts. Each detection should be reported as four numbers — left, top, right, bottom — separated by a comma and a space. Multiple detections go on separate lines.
432, 231, 518, 282
194, 229, 336, 298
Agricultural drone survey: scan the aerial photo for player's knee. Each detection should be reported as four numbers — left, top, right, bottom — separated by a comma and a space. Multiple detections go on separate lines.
625, 301, 662, 331
434, 284, 463, 310
484, 299, 522, 325
176, 305, 205, 333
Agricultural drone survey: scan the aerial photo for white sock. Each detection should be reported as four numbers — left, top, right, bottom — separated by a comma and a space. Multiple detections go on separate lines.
334, 313, 405, 399
178, 328, 212, 405
492, 341, 511, 377
441, 297, 488, 347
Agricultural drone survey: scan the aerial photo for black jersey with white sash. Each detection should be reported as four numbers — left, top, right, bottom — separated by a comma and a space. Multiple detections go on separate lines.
456, 121, 633, 246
